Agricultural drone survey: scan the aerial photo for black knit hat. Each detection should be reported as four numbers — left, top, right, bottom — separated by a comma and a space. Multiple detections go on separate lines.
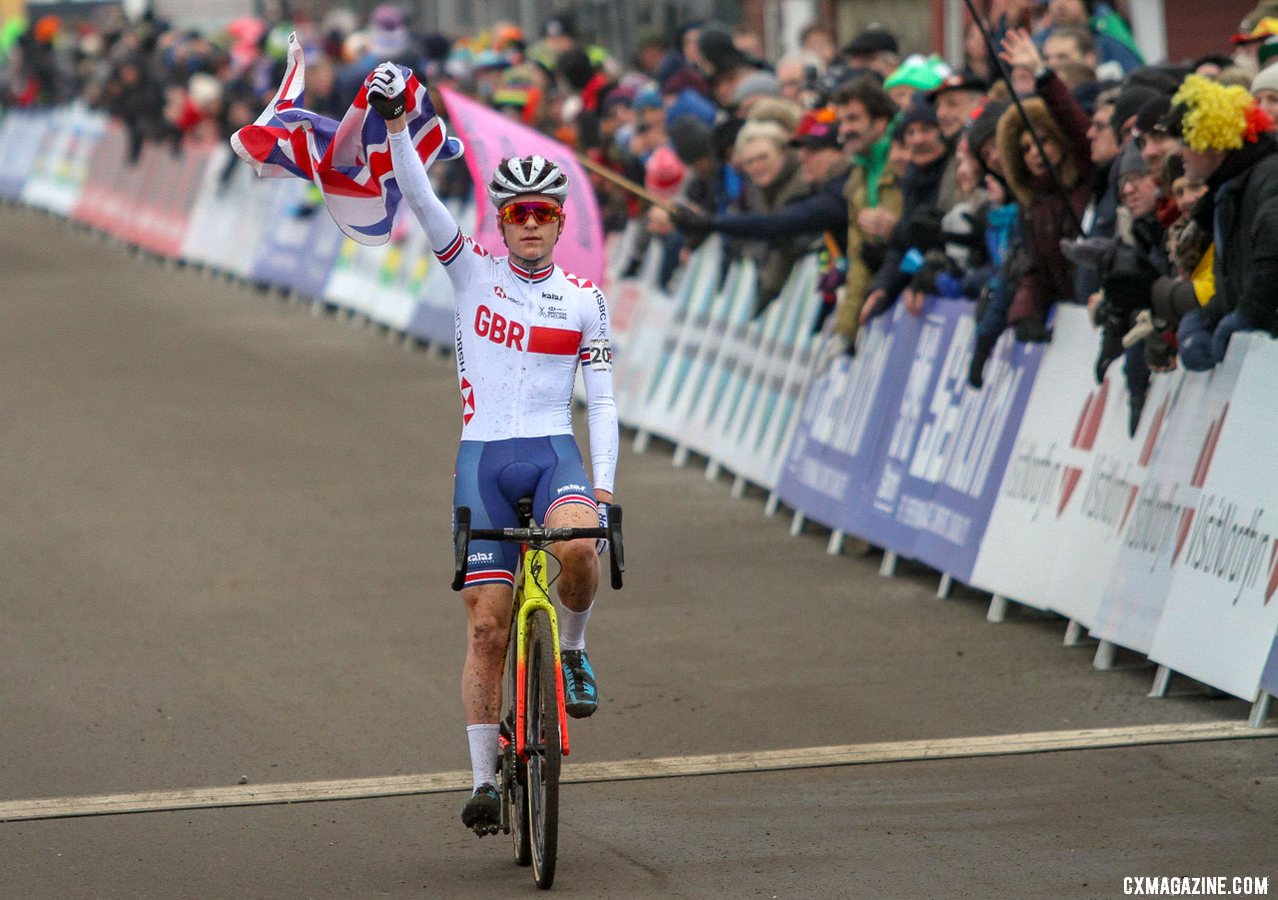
842, 27, 898, 57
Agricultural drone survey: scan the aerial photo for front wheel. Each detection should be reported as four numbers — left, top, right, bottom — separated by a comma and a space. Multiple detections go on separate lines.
525, 608, 561, 889
506, 612, 531, 866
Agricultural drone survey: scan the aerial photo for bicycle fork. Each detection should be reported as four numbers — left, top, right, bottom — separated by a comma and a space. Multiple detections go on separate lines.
514, 550, 571, 759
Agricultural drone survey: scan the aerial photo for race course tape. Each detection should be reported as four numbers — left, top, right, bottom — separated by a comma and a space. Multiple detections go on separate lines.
2, 721, 1274, 822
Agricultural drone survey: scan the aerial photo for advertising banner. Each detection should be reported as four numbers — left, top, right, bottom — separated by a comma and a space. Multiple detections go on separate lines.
1090, 357, 1243, 655
969, 306, 1105, 609
249, 179, 347, 299
774, 303, 913, 534
439, 86, 605, 287
1148, 334, 1278, 701
0, 108, 50, 199
21, 106, 105, 215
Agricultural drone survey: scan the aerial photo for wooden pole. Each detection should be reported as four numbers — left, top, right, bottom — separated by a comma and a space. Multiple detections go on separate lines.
574, 152, 677, 213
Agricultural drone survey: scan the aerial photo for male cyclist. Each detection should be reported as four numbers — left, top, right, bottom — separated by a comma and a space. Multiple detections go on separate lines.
367, 63, 618, 835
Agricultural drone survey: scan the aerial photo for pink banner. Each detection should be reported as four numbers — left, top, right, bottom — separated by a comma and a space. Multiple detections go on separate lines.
439, 86, 605, 286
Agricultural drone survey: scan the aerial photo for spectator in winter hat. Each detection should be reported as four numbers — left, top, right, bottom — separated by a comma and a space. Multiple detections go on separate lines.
730, 70, 780, 113
883, 54, 950, 111
841, 26, 900, 80
928, 73, 988, 139
645, 144, 687, 200
369, 4, 410, 58
1133, 95, 1176, 173
541, 14, 577, 56
1251, 62, 1278, 125
860, 95, 954, 322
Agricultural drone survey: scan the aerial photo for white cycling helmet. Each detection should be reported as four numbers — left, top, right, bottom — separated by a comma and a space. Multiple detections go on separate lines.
487, 155, 570, 206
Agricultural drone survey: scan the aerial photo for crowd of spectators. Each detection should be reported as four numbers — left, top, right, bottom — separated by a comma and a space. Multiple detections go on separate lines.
5, 1, 1278, 433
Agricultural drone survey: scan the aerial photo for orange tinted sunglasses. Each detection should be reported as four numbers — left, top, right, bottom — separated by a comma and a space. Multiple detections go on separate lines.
498, 201, 565, 226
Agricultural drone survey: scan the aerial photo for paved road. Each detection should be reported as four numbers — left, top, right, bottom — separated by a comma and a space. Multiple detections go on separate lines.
1, 206, 1274, 898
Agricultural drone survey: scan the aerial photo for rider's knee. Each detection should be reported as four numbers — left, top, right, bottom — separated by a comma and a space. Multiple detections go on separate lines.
468, 615, 508, 656
557, 538, 598, 576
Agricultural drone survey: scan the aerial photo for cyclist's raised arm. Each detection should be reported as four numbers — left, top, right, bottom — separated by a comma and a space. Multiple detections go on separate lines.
370, 64, 479, 284
577, 282, 618, 496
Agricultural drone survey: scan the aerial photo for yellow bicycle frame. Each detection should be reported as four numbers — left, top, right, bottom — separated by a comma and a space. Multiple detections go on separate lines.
513, 545, 571, 758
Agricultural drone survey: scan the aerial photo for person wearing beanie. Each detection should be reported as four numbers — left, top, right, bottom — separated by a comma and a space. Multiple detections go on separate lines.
841, 26, 900, 80
1110, 85, 1160, 143
883, 54, 950, 110
1252, 63, 1278, 125
1166, 74, 1278, 369
730, 70, 780, 113
859, 93, 955, 323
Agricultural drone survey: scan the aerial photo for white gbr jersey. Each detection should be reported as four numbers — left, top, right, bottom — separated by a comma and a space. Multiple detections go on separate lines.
388, 128, 618, 492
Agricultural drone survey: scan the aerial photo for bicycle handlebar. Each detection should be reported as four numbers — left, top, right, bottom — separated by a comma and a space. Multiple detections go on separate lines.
451, 505, 625, 592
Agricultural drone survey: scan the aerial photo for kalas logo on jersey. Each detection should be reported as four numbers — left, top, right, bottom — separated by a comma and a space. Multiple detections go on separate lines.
468, 550, 495, 565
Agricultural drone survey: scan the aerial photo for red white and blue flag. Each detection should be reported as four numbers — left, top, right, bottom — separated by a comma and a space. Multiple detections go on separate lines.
231, 32, 464, 246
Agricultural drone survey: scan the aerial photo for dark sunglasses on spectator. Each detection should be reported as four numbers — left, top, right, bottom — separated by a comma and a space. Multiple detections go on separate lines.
499, 201, 565, 225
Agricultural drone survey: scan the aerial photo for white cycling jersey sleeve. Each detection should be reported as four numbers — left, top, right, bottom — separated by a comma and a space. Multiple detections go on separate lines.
388, 127, 460, 252
582, 363, 617, 495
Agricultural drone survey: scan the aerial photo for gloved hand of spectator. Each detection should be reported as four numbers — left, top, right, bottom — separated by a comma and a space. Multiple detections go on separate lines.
1098, 243, 1156, 313
669, 202, 713, 236
908, 249, 950, 296
903, 206, 945, 253
366, 62, 408, 120
1145, 329, 1177, 372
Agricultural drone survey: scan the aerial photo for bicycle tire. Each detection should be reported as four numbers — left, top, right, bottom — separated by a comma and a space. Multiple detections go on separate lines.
507, 612, 531, 867
525, 608, 560, 889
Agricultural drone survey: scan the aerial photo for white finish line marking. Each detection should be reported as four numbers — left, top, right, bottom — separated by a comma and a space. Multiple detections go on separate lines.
2, 720, 1273, 822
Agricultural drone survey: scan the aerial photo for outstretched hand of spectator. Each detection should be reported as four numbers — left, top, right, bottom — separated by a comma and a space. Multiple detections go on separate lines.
999, 29, 1044, 74
860, 289, 887, 325
670, 202, 713, 235
366, 62, 407, 120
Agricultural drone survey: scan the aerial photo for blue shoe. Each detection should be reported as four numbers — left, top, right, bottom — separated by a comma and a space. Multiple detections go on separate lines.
461, 783, 501, 835
561, 649, 598, 718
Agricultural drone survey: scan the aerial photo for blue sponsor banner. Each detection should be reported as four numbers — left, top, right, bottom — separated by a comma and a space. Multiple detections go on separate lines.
899, 305, 1045, 581
775, 298, 1044, 582
775, 302, 924, 538
249, 181, 346, 297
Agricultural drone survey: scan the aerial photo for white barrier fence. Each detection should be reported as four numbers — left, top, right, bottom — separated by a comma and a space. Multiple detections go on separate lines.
3, 106, 1276, 721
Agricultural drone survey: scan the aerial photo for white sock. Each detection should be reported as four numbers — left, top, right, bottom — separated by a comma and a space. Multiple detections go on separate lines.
558, 603, 592, 651
466, 724, 500, 791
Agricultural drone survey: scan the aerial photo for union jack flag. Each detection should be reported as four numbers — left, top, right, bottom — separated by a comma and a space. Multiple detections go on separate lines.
230, 32, 464, 245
